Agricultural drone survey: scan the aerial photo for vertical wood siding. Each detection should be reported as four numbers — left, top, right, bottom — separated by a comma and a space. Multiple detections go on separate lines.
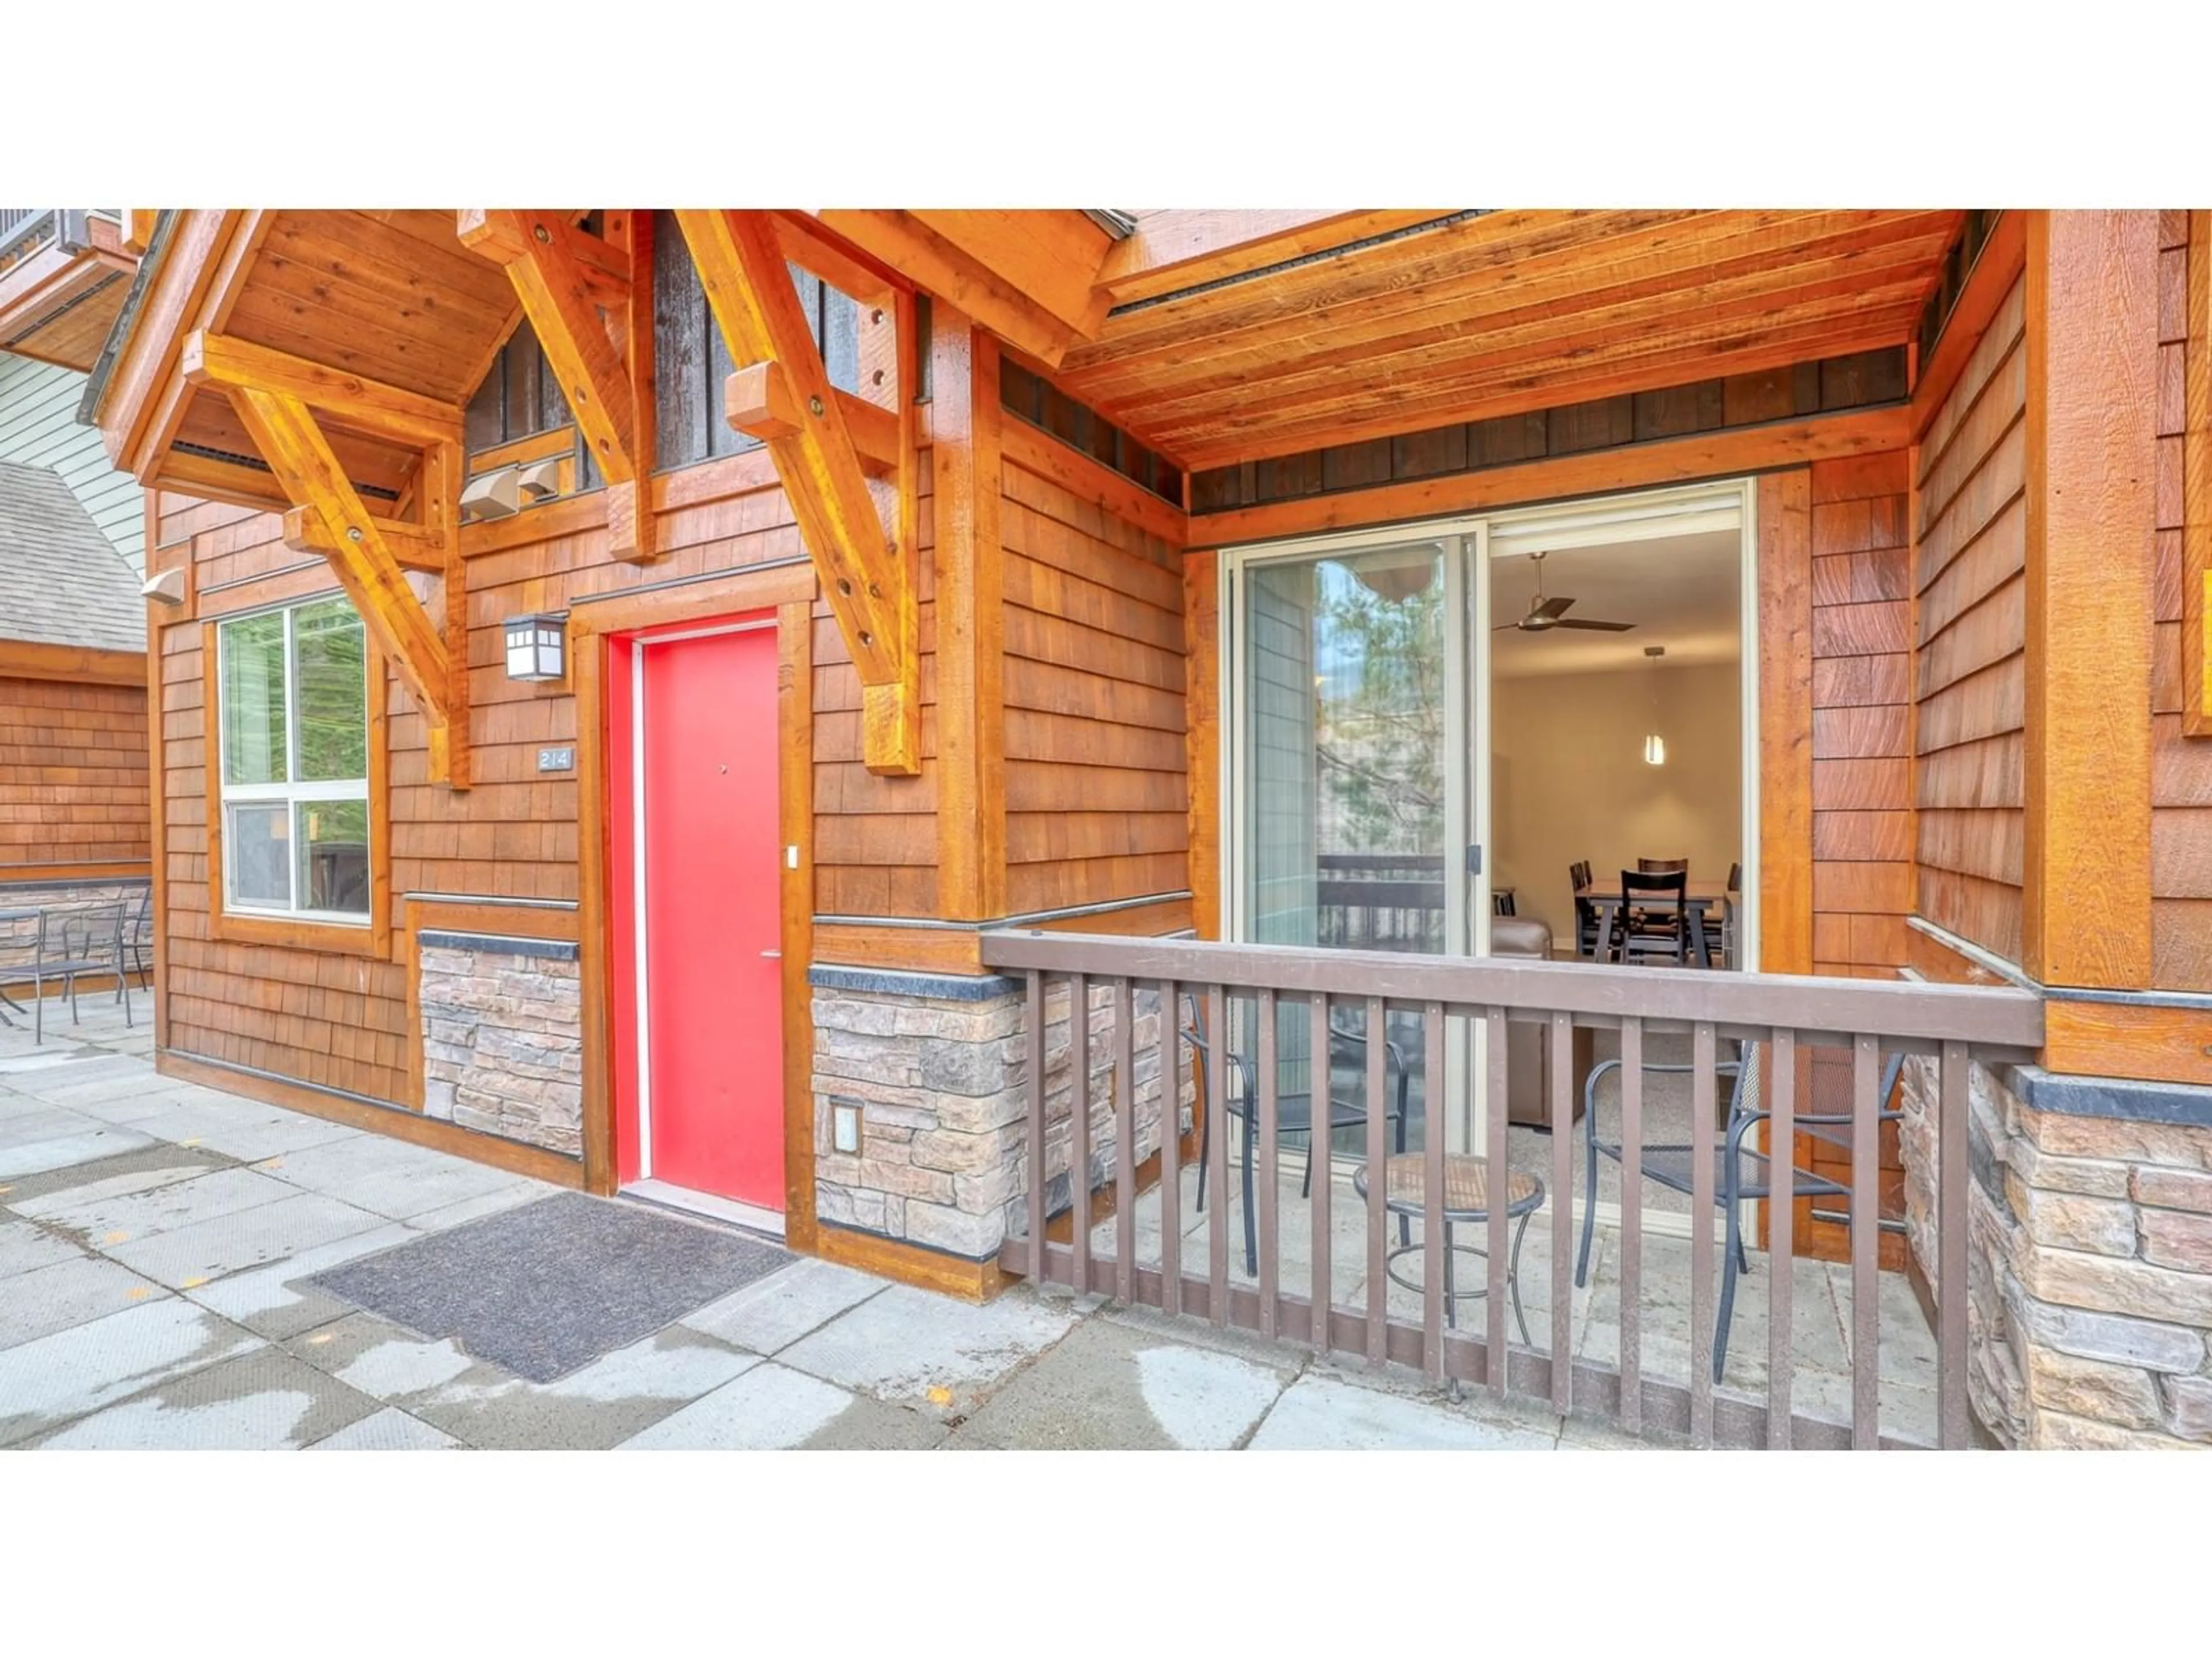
999, 454, 1190, 915
2153, 211, 2212, 990
1914, 276, 2027, 964
0, 675, 149, 866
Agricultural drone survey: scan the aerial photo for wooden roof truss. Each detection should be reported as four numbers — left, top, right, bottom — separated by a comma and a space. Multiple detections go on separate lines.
183, 327, 472, 788
676, 209, 923, 775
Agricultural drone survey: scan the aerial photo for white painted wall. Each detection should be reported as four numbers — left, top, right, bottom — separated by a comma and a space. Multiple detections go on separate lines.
0, 354, 143, 572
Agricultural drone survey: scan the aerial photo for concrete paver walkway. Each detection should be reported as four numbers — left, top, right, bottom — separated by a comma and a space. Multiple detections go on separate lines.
1, 1000, 1609, 1450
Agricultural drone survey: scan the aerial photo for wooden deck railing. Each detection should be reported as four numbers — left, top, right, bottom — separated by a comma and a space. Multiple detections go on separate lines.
979, 930, 2044, 1449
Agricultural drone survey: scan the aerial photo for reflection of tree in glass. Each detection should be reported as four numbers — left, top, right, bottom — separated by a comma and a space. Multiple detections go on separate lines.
293, 599, 368, 783
1314, 560, 1444, 857
222, 612, 288, 785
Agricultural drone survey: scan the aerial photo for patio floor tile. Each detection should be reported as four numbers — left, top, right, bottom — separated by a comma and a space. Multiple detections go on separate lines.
0, 1125, 158, 1180
620, 1361, 948, 1450
251, 1133, 535, 1221
948, 1314, 1293, 1449
288, 1310, 762, 1450
17, 1165, 299, 1243
0, 1298, 264, 1447
1246, 1372, 1559, 1450
0, 1252, 169, 1352
306, 1406, 461, 1450
776, 1283, 1080, 1417
680, 1257, 888, 1355
104, 1191, 391, 1289
26, 1347, 381, 1450
0, 1217, 85, 1281
180, 1222, 420, 1341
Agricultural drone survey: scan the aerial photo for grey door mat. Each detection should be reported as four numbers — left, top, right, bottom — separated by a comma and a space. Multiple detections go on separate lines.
306, 1192, 791, 1382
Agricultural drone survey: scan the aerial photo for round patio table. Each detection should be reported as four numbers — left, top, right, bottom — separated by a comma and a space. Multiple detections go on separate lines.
1352, 1154, 1544, 1346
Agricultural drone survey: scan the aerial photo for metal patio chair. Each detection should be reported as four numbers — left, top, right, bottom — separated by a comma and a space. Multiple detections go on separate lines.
1184, 994, 1411, 1275
1573, 1037, 1908, 1382
0, 901, 132, 1043
123, 887, 154, 990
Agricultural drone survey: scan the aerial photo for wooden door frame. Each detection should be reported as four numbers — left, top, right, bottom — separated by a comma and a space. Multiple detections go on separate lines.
571, 558, 819, 1256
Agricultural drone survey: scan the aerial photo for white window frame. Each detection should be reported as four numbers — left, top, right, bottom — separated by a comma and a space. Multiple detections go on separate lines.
215, 597, 372, 927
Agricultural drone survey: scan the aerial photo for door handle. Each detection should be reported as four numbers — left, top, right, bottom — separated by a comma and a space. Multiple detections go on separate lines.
760, 949, 782, 959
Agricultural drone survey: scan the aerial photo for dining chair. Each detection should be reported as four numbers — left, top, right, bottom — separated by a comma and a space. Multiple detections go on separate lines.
1636, 857, 1689, 873
1568, 859, 1598, 958
1611, 868, 1689, 964
1183, 993, 1411, 1274
1702, 862, 1743, 967
0, 903, 132, 1043
1574, 1038, 1908, 1381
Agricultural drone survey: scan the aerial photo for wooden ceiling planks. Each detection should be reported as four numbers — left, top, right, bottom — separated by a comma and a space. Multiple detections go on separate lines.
1055, 208, 1963, 469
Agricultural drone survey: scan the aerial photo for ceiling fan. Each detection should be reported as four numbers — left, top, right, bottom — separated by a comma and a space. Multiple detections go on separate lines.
1494, 551, 1637, 634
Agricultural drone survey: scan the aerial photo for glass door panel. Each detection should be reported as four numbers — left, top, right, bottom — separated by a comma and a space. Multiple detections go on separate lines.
1240, 540, 1453, 1151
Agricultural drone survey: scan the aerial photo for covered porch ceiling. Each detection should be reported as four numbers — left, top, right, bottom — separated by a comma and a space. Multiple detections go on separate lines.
92, 206, 1965, 507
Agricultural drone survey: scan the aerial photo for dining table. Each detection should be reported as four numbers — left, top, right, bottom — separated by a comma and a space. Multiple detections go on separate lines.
1574, 878, 1736, 970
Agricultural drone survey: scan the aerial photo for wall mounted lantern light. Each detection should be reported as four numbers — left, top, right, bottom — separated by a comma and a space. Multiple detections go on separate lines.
504, 611, 567, 683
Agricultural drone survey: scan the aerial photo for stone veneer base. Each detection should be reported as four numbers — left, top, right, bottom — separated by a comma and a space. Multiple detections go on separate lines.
1902, 1055, 2212, 1448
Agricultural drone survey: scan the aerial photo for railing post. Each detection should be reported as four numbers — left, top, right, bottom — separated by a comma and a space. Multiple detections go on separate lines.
1309, 988, 1332, 1356
1113, 976, 1136, 1305
1765, 1029, 1796, 1449
1206, 983, 1229, 1328
1422, 1000, 1445, 1384
1485, 1006, 1510, 1398
1548, 1008, 1573, 1415
1069, 971, 1090, 1298
1619, 1015, 1644, 1436
1938, 1038, 1970, 1449
1851, 1032, 1882, 1448
1365, 995, 1388, 1366
1689, 1020, 1717, 1446
1159, 979, 1183, 1319
1025, 970, 1046, 1283
1257, 988, 1280, 1342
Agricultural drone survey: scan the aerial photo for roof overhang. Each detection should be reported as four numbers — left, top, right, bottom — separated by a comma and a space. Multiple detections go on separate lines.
0, 211, 139, 372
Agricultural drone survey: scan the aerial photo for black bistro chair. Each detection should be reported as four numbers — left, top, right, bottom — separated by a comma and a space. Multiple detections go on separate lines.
1611, 867, 1690, 964
1184, 994, 1411, 1275
0, 902, 133, 1044
1573, 1037, 1908, 1382
1568, 859, 1599, 958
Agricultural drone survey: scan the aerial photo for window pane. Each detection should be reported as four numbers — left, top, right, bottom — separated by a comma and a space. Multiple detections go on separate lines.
296, 800, 370, 917
226, 802, 291, 908
293, 599, 367, 783
220, 613, 287, 785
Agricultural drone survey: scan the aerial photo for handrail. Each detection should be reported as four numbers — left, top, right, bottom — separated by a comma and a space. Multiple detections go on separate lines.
979, 929, 2044, 1053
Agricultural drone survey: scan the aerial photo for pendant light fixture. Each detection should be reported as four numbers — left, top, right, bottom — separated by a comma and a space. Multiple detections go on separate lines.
1642, 645, 1666, 766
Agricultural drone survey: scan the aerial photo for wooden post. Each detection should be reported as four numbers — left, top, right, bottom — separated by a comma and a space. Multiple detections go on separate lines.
2021, 211, 2158, 990
930, 311, 1007, 920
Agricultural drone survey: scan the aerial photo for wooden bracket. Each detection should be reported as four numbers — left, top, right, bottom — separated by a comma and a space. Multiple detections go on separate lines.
228, 387, 469, 788
457, 210, 657, 565
676, 209, 921, 775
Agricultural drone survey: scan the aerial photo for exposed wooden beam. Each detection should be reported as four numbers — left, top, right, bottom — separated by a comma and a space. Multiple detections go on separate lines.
677, 208, 920, 774
281, 505, 444, 571
2021, 210, 2157, 990
0, 639, 147, 688
1187, 404, 1912, 547
457, 209, 656, 564
228, 387, 465, 786
1094, 210, 1454, 305
723, 366, 900, 475
772, 212, 902, 304
181, 330, 463, 449
815, 209, 1086, 367
904, 210, 1116, 335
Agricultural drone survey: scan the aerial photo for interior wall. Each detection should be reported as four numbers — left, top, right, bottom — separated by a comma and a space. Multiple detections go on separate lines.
1491, 661, 1741, 950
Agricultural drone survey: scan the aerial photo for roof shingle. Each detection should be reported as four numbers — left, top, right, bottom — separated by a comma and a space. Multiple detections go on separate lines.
0, 459, 144, 654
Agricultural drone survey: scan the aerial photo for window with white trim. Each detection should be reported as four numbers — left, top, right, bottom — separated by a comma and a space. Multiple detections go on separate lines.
217, 596, 372, 923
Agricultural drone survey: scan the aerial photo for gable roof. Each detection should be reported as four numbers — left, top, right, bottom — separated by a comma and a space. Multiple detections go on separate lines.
0, 459, 145, 654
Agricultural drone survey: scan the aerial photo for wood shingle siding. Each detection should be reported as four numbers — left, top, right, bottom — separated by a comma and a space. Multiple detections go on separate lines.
999, 453, 1188, 916
0, 676, 149, 867
1915, 276, 2027, 965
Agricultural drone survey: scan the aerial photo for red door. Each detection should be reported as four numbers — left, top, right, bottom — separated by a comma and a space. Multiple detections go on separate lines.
638, 624, 784, 1208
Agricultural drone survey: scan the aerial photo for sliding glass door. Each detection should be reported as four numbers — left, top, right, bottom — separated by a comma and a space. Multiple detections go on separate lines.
1231, 535, 1478, 1152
